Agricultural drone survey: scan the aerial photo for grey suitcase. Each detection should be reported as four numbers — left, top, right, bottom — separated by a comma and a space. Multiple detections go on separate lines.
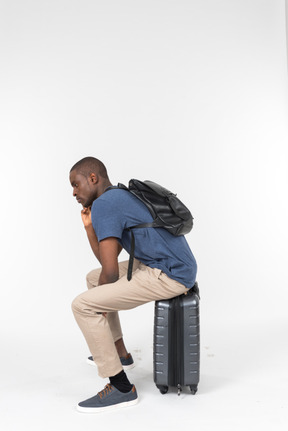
153, 283, 200, 395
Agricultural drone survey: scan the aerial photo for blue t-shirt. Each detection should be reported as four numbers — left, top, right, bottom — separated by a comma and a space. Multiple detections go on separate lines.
91, 188, 197, 289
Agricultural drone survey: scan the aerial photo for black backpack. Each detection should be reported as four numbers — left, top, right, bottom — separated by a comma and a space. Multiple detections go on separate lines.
106, 179, 193, 280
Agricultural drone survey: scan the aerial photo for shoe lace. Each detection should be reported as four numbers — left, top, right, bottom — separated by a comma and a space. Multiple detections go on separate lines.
98, 384, 113, 399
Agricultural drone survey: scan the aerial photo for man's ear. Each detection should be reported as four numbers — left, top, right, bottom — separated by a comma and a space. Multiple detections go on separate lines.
89, 173, 99, 184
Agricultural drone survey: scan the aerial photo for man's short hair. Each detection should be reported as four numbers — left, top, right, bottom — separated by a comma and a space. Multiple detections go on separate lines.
70, 157, 108, 179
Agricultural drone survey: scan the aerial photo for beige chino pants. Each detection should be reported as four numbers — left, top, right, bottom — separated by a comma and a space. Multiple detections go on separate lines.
72, 259, 188, 378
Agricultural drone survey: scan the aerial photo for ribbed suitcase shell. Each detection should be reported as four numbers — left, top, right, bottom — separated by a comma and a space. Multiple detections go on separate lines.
153, 286, 200, 395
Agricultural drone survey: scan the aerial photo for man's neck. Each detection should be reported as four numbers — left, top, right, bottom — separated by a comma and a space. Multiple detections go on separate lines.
97, 179, 113, 197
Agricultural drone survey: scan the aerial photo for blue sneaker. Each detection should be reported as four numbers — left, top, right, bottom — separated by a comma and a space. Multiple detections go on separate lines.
87, 353, 135, 371
77, 384, 138, 413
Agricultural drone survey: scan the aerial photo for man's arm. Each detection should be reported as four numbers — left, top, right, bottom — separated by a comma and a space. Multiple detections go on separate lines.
98, 237, 120, 285
81, 207, 122, 263
81, 207, 101, 262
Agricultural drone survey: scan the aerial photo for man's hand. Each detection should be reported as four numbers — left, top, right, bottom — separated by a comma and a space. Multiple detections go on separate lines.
81, 206, 92, 228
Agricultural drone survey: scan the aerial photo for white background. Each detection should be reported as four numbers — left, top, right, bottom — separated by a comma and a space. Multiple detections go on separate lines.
0, 0, 287, 430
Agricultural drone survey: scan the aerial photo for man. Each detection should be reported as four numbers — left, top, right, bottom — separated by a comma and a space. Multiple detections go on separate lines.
70, 156, 197, 413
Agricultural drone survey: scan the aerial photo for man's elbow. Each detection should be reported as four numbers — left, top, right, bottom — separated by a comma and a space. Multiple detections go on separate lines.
99, 270, 119, 285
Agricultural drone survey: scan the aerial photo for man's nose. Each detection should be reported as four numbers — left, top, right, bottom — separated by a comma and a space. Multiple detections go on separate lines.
73, 188, 77, 197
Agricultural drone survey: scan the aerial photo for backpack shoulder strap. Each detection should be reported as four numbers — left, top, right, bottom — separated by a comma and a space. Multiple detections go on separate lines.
104, 183, 128, 193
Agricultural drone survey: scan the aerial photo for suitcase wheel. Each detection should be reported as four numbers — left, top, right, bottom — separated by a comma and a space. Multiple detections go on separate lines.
157, 385, 168, 395
190, 385, 198, 395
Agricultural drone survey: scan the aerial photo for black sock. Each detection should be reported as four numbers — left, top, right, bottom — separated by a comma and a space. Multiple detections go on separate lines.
109, 370, 133, 393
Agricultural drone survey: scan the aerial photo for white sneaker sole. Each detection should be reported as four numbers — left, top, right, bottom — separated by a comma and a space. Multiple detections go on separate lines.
77, 397, 138, 413
86, 358, 135, 371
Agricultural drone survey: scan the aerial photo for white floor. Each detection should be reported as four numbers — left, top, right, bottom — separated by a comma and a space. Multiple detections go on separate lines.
1, 305, 287, 431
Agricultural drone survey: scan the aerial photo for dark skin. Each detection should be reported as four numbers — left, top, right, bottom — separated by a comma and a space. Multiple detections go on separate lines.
69, 168, 128, 358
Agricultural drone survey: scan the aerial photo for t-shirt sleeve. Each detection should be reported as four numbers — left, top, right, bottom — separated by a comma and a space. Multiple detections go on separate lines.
91, 199, 126, 241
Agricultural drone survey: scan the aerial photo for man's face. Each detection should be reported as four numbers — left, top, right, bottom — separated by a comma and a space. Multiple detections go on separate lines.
70, 170, 96, 208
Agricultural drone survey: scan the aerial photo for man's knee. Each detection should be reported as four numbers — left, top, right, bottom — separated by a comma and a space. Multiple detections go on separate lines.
71, 291, 102, 316
71, 293, 86, 315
